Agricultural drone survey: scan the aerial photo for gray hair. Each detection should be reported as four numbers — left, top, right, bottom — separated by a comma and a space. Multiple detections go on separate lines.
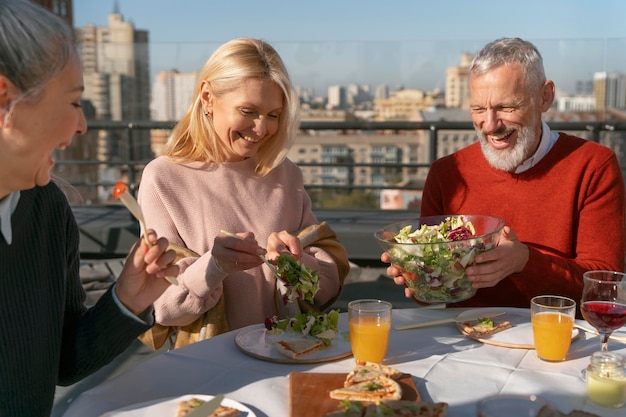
0, 0, 77, 106
470, 37, 546, 92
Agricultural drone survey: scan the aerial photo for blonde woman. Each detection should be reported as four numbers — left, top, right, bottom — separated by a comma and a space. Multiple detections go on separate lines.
138, 38, 350, 348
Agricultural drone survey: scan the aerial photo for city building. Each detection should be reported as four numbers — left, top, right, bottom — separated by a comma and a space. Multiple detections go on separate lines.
445, 52, 473, 108
594, 72, 626, 110
30, 0, 73, 25
75, 5, 153, 201
151, 70, 199, 121
373, 88, 444, 121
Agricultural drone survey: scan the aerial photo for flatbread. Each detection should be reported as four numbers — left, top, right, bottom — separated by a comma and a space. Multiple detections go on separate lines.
330, 376, 402, 403
345, 362, 403, 387
323, 400, 448, 417
536, 405, 600, 417
364, 400, 448, 417
176, 398, 240, 417
274, 339, 326, 359
459, 318, 512, 338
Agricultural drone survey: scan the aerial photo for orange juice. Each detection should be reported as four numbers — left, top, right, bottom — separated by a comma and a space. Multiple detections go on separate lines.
349, 315, 391, 363
531, 311, 574, 361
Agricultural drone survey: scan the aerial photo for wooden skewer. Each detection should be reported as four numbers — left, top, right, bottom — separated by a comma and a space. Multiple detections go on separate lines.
113, 183, 179, 286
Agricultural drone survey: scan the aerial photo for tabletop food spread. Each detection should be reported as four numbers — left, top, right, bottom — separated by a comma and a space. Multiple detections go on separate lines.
62, 218, 626, 417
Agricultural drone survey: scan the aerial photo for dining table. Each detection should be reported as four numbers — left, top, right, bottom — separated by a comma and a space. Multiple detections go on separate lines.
62, 306, 626, 417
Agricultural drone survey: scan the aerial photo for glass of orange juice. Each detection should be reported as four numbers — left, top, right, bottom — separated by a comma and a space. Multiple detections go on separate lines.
348, 299, 392, 363
531, 295, 576, 361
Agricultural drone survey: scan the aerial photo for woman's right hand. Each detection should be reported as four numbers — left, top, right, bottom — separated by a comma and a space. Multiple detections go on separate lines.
212, 232, 266, 273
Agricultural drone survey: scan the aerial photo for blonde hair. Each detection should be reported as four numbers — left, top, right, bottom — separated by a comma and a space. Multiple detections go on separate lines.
162, 38, 300, 176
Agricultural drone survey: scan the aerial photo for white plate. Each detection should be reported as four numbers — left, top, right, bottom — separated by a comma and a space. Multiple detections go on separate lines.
455, 307, 580, 349
100, 394, 255, 417
234, 323, 353, 364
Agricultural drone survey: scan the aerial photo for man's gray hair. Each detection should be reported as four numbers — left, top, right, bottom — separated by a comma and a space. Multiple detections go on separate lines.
470, 37, 547, 91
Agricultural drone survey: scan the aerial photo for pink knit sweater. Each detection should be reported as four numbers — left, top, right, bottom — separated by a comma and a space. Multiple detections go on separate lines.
138, 156, 342, 330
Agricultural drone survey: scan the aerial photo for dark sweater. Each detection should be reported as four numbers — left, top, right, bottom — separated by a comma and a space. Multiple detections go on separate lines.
0, 184, 151, 416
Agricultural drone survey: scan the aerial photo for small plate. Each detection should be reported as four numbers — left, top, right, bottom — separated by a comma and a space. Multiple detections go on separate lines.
100, 394, 255, 416
456, 307, 580, 349
234, 323, 353, 364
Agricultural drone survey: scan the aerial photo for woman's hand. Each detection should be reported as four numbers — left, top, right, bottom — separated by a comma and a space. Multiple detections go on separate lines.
114, 230, 180, 316
212, 231, 265, 273
265, 230, 303, 262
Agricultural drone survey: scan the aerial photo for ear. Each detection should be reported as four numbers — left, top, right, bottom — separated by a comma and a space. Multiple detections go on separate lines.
199, 80, 213, 113
538, 80, 555, 112
0, 75, 11, 108
0, 76, 13, 127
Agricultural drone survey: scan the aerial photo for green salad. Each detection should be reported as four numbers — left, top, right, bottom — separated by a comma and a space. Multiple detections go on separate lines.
265, 309, 340, 345
274, 254, 320, 305
384, 216, 496, 303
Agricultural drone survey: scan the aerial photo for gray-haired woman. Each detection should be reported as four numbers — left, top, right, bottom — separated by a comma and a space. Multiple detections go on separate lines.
0, 1, 179, 415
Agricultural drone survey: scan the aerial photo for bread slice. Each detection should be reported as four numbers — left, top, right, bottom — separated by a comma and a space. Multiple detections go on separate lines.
535, 405, 601, 417
176, 398, 240, 417
364, 400, 448, 417
459, 317, 512, 338
345, 362, 403, 387
274, 338, 326, 359
330, 376, 402, 403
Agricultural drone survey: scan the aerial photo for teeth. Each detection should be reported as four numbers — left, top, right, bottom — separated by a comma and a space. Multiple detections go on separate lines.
239, 133, 259, 143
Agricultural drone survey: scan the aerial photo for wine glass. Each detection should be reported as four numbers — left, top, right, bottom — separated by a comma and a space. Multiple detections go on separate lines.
580, 270, 626, 352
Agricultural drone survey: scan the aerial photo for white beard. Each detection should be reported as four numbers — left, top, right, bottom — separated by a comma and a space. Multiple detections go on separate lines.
477, 123, 537, 172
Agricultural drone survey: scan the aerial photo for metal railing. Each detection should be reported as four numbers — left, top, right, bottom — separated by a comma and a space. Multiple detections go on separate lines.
55, 119, 626, 206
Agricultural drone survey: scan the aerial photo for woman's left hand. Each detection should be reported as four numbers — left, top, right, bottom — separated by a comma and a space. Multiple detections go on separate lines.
114, 230, 179, 316
266, 230, 303, 262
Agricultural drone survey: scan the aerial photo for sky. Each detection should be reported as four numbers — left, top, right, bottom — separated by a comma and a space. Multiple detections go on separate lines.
73, 0, 626, 95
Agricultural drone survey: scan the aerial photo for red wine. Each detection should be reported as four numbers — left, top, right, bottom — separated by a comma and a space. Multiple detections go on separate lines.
581, 301, 626, 333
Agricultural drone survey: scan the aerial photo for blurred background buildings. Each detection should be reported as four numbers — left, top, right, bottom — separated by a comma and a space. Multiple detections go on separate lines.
32, 1, 626, 209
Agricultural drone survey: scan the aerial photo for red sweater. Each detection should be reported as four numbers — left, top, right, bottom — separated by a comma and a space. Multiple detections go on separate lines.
421, 133, 625, 309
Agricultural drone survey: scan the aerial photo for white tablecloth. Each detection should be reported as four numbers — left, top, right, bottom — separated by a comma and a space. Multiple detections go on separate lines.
63, 307, 626, 417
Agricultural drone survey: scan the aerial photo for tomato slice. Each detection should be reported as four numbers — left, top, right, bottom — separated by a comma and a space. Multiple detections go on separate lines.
112, 182, 127, 199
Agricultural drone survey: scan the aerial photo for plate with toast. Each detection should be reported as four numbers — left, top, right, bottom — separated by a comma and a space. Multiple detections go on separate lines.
235, 323, 353, 364
456, 307, 580, 349
100, 394, 255, 417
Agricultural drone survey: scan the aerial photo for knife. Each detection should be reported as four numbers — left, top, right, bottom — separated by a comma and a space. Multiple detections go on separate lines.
185, 394, 225, 417
395, 311, 506, 330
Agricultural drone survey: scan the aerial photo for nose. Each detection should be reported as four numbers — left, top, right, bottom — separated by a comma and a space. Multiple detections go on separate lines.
252, 116, 267, 137
76, 108, 87, 136
476, 108, 501, 135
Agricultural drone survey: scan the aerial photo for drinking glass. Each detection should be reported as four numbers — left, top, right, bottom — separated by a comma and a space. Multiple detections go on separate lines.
348, 299, 392, 363
581, 270, 626, 352
530, 295, 576, 361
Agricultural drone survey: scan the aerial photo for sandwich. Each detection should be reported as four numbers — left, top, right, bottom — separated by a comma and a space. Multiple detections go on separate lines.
329, 376, 402, 403
176, 397, 240, 417
459, 316, 512, 338
273, 338, 326, 359
323, 400, 448, 417
345, 362, 404, 386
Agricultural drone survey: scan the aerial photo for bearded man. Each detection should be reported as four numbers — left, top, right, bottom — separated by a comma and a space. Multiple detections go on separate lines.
384, 37, 625, 308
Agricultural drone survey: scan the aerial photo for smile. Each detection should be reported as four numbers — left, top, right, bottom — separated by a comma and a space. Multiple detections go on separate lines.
238, 132, 259, 143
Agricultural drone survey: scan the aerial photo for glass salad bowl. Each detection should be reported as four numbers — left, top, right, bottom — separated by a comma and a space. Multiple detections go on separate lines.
374, 214, 505, 304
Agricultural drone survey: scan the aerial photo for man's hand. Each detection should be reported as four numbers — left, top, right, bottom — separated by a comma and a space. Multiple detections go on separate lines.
464, 226, 529, 288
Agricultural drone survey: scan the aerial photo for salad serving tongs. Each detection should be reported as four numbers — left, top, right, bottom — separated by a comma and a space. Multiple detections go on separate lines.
219, 230, 282, 281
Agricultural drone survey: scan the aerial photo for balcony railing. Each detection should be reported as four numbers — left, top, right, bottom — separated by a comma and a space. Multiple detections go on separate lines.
54, 119, 626, 209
